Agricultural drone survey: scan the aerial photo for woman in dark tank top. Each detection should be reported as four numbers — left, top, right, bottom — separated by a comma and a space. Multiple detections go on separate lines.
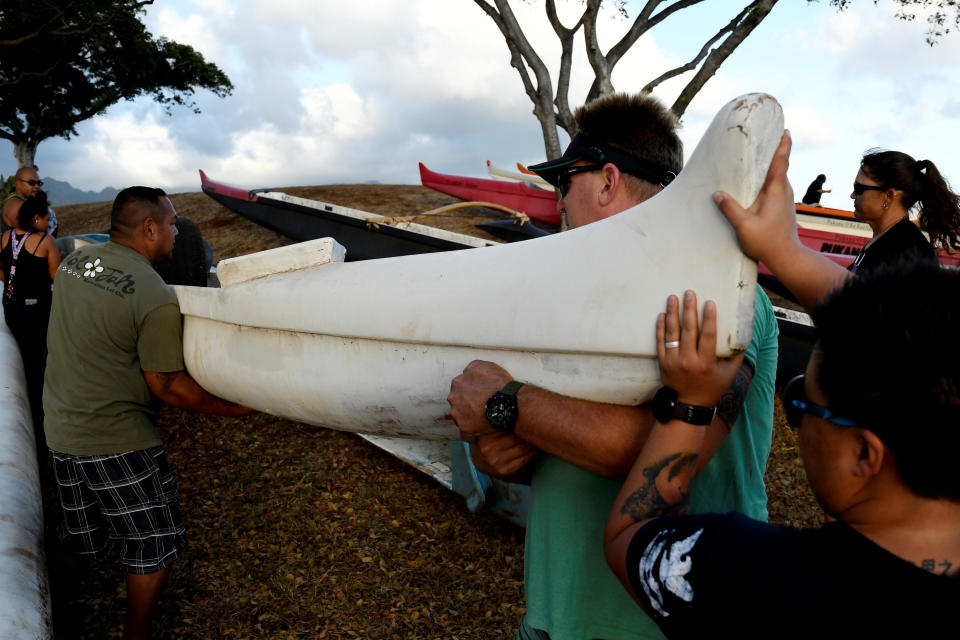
0, 189, 61, 444
848, 149, 960, 275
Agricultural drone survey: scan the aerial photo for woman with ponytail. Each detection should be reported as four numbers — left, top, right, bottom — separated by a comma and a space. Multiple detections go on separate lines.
848, 149, 960, 275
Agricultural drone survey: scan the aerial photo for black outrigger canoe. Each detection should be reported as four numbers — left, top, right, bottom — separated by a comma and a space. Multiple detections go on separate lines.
199, 170, 499, 261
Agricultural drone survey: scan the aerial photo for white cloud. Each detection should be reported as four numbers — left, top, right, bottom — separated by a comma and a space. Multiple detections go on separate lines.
783, 106, 836, 150
2, 0, 959, 206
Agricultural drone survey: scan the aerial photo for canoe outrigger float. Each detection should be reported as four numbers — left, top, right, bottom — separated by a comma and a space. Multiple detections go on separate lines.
173, 93, 782, 441
485, 160, 552, 189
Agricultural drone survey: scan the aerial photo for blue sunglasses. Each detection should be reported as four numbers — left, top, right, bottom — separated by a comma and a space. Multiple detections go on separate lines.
783, 374, 860, 429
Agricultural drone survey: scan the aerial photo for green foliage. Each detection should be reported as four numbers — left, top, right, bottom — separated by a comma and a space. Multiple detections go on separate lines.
827, 0, 960, 44
0, 0, 233, 159
0, 174, 14, 201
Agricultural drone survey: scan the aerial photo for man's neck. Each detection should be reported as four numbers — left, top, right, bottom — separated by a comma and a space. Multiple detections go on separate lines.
109, 234, 154, 263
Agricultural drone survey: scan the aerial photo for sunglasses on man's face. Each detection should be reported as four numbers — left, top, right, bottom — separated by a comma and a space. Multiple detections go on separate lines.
782, 374, 860, 430
852, 181, 884, 196
17, 178, 43, 187
556, 164, 605, 199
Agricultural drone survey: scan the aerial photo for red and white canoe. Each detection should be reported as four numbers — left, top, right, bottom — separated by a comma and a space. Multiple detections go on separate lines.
419, 163, 560, 225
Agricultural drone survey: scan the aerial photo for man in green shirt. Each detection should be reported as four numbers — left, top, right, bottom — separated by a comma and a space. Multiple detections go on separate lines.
44, 186, 253, 640
447, 93, 777, 640
3, 165, 43, 229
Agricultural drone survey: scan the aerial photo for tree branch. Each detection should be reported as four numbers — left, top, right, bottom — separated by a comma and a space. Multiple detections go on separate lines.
474, 0, 563, 157
668, 0, 779, 117
642, 2, 753, 95
0, 1, 154, 47
606, 0, 706, 66
547, 0, 586, 136
0, 62, 61, 88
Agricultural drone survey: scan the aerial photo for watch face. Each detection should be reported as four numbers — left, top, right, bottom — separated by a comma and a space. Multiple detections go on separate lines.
652, 386, 677, 425
485, 392, 518, 432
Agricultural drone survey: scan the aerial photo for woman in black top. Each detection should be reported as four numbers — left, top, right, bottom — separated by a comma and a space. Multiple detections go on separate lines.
849, 149, 960, 275
0, 190, 61, 439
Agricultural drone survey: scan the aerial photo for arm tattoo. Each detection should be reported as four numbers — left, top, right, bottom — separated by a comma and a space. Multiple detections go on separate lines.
620, 453, 699, 523
716, 359, 755, 432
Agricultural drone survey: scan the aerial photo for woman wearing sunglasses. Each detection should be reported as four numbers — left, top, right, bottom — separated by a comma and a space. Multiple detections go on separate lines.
848, 148, 960, 275
602, 134, 959, 636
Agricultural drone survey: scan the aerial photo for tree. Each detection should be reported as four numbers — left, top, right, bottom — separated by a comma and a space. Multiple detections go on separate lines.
0, 0, 233, 168
472, 1, 780, 159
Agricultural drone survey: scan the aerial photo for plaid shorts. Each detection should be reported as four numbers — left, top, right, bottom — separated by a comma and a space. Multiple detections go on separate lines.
50, 446, 187, 575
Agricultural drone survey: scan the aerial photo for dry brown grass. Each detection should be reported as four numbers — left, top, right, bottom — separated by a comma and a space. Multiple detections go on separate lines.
46, 186, 821, 639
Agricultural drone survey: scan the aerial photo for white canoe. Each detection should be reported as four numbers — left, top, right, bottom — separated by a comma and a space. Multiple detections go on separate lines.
486, 161, 553, 189
0, 323, 52, 638
174, 93, 784, 440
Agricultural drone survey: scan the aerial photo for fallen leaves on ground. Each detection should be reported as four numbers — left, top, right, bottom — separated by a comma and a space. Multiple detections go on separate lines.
45, 186, 822, 638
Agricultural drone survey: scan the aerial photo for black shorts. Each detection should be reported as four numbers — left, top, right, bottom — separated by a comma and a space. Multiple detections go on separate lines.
50, 446, 187, 574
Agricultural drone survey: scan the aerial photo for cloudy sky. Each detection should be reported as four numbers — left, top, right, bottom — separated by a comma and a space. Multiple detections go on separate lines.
2, 0, 959, 211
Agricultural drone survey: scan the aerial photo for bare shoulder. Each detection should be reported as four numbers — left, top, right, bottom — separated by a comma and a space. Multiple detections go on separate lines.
1, 197, 20, 218
39, 233, 59, 254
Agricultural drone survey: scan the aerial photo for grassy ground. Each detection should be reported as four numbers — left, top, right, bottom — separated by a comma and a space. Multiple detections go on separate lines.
44, 186, 822, 639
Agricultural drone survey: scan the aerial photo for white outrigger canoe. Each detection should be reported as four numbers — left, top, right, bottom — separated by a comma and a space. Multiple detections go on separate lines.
173, 93, 784, 441
486, 160, 553, 189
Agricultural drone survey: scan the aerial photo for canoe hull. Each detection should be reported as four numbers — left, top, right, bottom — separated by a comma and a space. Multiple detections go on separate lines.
419, 163, 561, 225
180, 314, 662, 439
177, 93, 784, 439
200, 173, 495, 260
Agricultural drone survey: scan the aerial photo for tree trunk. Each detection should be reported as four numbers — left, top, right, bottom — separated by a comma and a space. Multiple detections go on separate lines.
13, 140, 37, 169
479, 1, 781, 161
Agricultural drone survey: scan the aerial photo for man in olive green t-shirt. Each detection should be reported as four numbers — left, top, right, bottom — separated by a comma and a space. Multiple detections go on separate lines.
43, 186, 253, 640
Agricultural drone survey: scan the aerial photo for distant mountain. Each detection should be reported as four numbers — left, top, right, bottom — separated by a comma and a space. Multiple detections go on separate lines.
42, 178, 120, 206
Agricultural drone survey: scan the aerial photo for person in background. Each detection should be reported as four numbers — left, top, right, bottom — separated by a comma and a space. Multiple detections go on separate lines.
800, 173, 830, 206
3, 166, 59, 236
604, 133, 959, 637
447, 92, 778, 640
44, 186, 255, 640
3, 166, 43, 231
847, 149, 960, 275
0, 190, 60, 442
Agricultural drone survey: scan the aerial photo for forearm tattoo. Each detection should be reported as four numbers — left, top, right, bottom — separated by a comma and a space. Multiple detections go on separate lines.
620, 453, 699, 522
716, 359, 755, 432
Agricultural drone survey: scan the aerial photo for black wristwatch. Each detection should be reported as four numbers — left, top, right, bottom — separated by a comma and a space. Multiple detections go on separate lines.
484, 381, 525, 433
652, 386, 717, 426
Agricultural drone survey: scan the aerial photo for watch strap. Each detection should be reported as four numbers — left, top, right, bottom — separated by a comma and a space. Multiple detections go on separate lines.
500, 380, 524, 396
673, 401, 717, 426
653, 386, 716, 426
